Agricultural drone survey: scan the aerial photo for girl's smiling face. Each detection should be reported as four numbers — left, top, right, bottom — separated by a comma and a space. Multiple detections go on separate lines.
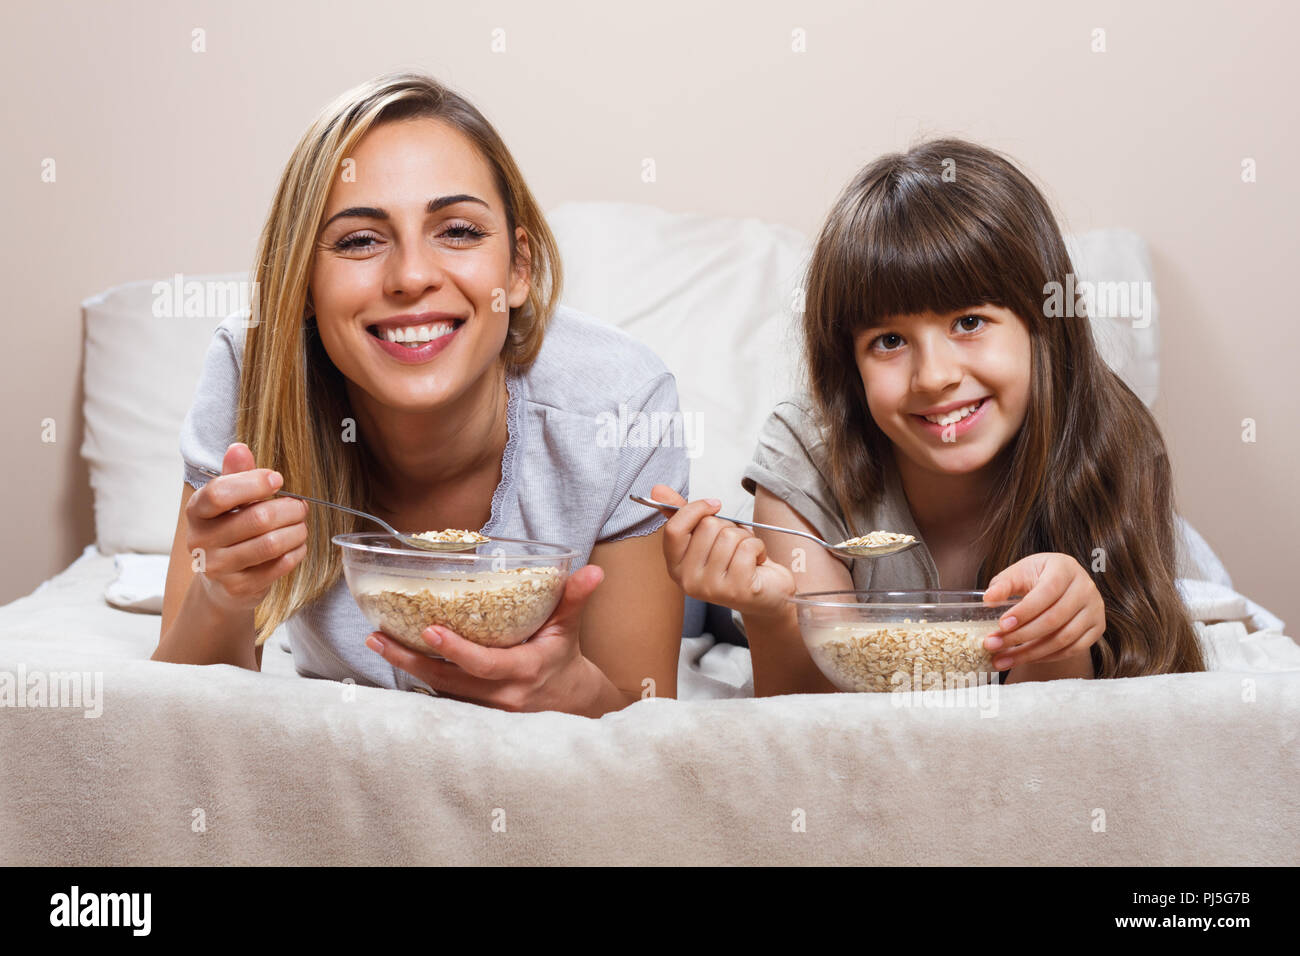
854, 305, 1033, 477
310, 117, 529, 411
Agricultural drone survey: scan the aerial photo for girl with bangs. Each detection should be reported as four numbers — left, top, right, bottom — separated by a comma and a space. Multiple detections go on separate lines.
653, 139, 1205, 695
154, 72, 688, 715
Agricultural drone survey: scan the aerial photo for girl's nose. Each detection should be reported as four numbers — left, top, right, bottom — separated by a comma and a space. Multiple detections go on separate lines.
912, 342, 964, 394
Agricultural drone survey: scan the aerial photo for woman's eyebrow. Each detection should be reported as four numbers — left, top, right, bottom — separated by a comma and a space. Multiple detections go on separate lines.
321, 194, 489, 229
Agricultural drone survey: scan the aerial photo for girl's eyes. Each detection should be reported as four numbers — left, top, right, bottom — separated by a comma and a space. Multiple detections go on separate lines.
867, 314, 987, 352
331, 221, 487, 253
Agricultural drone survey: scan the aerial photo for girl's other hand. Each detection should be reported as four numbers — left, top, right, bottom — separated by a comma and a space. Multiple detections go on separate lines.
982, 553, 1105, 671
649, 485, 795, 619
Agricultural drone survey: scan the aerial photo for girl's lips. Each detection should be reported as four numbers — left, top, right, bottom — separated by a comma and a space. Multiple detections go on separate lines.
366, 323, 461, 364
911, 397, 990, 438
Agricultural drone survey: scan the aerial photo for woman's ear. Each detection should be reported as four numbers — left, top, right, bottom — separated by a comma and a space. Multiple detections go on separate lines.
508, 226, 531, 309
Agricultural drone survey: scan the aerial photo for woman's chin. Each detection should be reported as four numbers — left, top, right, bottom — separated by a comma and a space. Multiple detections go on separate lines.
355, 371, 461, 411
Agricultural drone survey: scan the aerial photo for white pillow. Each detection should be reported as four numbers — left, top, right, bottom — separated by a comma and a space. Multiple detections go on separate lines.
81, 273, 249, 555
549, 201, 1162, 520
1064, 228, 1161, 407
549, 202, 808, 520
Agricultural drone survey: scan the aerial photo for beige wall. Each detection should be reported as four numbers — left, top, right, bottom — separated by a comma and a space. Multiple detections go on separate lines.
3, 0, 1297, 629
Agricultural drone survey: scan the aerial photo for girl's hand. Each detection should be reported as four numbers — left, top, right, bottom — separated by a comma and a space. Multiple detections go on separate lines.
650, 484, 796, 619
982, 553, 1105, 671
364, 565, 614, 714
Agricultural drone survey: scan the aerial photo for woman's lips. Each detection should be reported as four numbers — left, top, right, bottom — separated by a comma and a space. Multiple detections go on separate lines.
911, 397, 990, 438
366, 323, 461, 364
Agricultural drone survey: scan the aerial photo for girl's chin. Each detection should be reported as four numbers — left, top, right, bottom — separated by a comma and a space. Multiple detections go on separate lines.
894, 439, 999, 476
928, 456, 996, 476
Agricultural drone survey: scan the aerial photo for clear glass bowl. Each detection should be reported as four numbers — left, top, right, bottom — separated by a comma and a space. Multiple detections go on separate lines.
334, 533, 576, 654
790, 590, 1016, 693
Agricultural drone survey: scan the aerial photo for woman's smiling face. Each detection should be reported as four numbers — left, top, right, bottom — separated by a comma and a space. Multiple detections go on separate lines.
854, 305, 1033, 477
310, 117, 529, 411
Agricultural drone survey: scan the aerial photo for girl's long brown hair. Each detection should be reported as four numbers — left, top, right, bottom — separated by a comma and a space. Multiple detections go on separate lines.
803, 138, 1203, 677
237, 71, 563, 646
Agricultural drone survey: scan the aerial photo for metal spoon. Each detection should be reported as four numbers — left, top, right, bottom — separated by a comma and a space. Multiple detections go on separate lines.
191, 463, 483, 552
629, 493, 920, 560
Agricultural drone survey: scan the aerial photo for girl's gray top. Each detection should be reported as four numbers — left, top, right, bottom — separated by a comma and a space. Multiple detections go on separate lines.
179, 305, 690, 692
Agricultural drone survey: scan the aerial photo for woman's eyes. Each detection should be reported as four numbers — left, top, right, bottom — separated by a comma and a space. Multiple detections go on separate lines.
331, 221, 487, 253
333, 233, 379, 251
442, 222, 488, 243
867, 315, 987, 352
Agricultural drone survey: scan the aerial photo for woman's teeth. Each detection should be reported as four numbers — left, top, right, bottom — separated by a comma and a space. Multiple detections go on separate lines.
373, 321, 458, 347
922, 399, 984, 425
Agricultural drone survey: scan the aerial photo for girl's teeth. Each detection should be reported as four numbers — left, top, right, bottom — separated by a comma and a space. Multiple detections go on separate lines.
924, 400, 982, 425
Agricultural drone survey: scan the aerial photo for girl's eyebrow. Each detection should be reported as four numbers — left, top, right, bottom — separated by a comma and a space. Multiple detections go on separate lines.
321, 194, 489, 229
863, 306, 990, 331
860, 315, 909, 333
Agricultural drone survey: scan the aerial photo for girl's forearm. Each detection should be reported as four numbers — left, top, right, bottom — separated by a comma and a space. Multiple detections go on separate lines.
742, 603, 837, 696
1006, 646, 1096, 683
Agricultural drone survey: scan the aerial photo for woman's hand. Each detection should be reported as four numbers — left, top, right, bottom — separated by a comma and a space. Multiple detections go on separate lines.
982, 553, 1105, 672
364, 565, 624, 715
650, 484, 795, 620
187, 442, 309, 614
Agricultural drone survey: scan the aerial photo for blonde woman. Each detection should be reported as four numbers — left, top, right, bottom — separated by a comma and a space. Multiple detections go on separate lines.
153, 72, 687, 716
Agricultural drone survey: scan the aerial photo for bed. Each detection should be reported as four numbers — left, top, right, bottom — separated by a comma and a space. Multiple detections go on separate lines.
2, 201, 1296, 865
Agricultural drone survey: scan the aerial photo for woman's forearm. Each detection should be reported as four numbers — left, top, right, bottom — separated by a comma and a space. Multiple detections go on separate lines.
152, 579, 260, 671
574, 656, 640, 717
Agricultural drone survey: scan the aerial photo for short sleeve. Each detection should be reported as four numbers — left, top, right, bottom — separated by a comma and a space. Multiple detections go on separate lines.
741, 398, 853, 563
596, 371, 691, 543
178, 317, 243, 491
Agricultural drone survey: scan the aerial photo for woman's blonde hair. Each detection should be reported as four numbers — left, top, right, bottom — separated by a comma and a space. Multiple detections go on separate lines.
237, 71, 563, 646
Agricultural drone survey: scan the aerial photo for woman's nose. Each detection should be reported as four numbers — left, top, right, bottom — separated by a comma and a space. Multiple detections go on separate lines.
383, 238, 446, 299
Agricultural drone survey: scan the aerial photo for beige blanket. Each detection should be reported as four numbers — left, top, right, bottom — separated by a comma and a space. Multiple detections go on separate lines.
1, 547, 1297, 865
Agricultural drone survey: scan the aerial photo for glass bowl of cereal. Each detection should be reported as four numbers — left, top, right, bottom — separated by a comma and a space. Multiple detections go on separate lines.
333, 533, 575, 654
790, 590, 1015, 693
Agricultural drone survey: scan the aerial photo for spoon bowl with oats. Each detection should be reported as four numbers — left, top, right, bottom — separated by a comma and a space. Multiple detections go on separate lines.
628, 494, 920, 560
191, 463, 487, 552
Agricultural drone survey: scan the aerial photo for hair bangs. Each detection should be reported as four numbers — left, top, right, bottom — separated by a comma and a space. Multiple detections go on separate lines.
848, 190, 1015, 332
